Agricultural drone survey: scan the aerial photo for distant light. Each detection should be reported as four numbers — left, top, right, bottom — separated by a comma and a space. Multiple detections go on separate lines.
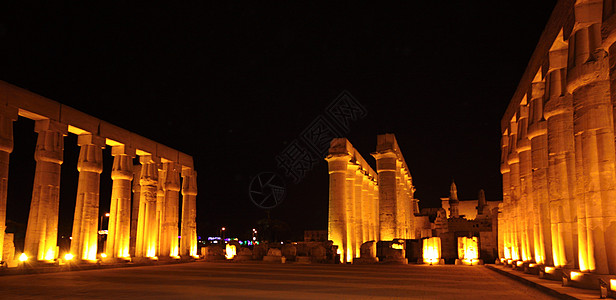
64, 253, 74, 261
225, 244, 236, 259
69, 237, 73, 240
516, 261, 523, 267
19, 253, 28, 262
105, 213, 110, 217
252, 237, 256, 241
221, 227, 226, 231
545, 266, 554, 274
610, 279, 616, 291
281, 242, 283, 244
529, 263, 537, 268
101, 253, 107, 258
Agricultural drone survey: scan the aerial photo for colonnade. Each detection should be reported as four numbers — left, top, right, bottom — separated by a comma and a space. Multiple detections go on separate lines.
326, 134, 418, 263
326, 138, 379, 263
500, 0, 616, 275
0, 81, 198, 263
372, 134, 417, 241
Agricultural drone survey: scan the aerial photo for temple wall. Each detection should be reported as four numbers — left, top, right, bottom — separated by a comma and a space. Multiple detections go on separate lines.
500, 0, 616, 275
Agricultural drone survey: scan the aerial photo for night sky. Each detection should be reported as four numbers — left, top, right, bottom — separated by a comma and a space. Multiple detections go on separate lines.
1, 1, 557, 242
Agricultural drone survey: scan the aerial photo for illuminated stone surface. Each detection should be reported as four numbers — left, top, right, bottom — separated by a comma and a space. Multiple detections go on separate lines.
160, 162, 180, 257
501, 0, 616, 275
327, 134, 424, 263
136, 155, 159, 258
0, 81, 197, 264
372, 134, 416, 240
325, 138, 378, 263
71, 134, 105, 261
0, 106, 16, 262
0, 263, 557, 299
107, 146, 135, 259
24, 119, 67, 261
180, 168, 197, 257
129, 164, 142, 257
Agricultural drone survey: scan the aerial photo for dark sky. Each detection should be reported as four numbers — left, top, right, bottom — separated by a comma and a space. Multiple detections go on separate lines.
1, 1, 557, 242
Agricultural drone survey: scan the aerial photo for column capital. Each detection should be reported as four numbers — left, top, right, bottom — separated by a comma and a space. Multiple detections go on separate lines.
0, 106, 17, 153
163, 162, 181, 192
326, 154, 350, 174
372, 151, 397, 172
111, 152, 134, 181
140, 156, 159, 186
34, 120, 66, 164
181, 169, 197, 196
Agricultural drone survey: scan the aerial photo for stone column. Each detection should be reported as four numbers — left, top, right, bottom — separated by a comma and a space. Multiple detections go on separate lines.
345, 163, 358, 260
180, 168, 197, 257
24, 119, 67, 261
155, 167, 165, 256
566, 2, 616, 274
528, 76, 553, 265
135, 155, 159, 258
353, 166, 363, 253
508, 119, 522, 261
0, 106, 17, 262
500, 132, 511, 259
360, 175, 370, 243
129, 164, 141, 257
545, 43, 578, 269
395, 161, 404, 238
516, 107, 534, 262
372, 180, 379, 242
372, 151, 397, 241
70, 134, 105, 261
325, 155, 348, 262
106, 145, 134, 259
160, 161, 180, 257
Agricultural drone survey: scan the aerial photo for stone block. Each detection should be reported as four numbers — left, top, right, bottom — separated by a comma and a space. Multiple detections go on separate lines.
2, 81, 61, 121
203, 245, 225, 261
252, 244, 267, 260
100, 121, 132, 147
3, 232, 15, 262
281, 245, 297, 260
132, 133, 157, 156
61, 105, 100, 135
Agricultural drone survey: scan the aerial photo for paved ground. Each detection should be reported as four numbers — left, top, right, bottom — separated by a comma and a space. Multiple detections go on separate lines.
0, 261, 557, 299
486, 264, 601, 300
